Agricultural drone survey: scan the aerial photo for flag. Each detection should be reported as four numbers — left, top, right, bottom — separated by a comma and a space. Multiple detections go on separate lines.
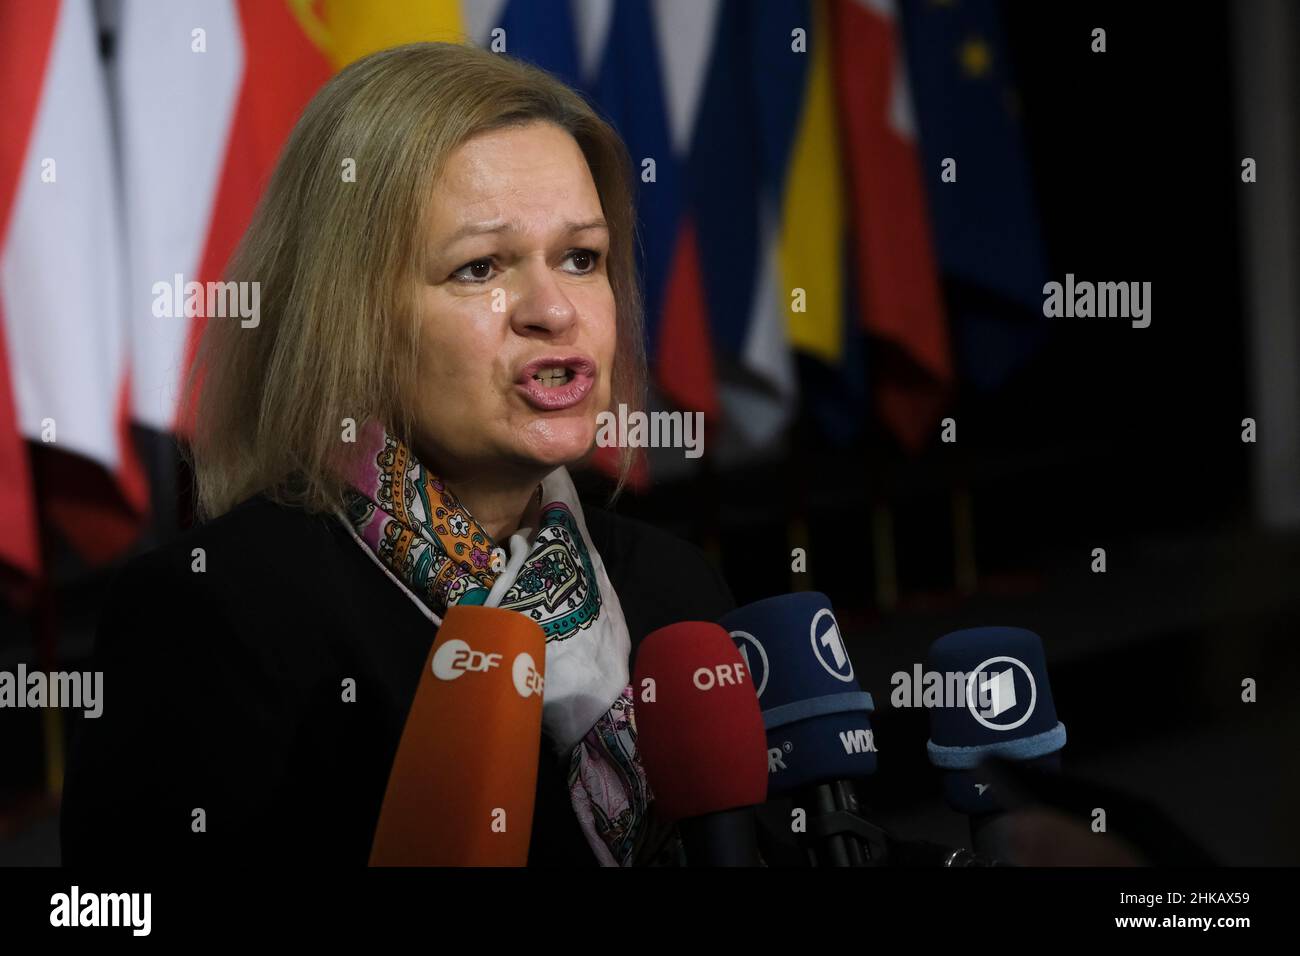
117, 0, 466, 440
117, 0, 334, 439
751, 0, 855, 450
493, 0, 581, 89
898, 0, 1049, 392
692, 0, 796, 452
832, 0, 952, 452
0, 0, 146, 585
0, 1, 56, 584
590, 0, 719, 424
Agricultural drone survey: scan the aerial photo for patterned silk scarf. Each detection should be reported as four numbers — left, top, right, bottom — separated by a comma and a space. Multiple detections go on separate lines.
337, 420, 676, 865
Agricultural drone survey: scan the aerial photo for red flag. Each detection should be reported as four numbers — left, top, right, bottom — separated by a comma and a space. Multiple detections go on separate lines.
832, 0, 953, 452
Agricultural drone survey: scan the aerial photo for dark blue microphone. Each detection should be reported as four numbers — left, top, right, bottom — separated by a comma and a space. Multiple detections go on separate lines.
719, 593, 877, 865
924, 626, 1066, 857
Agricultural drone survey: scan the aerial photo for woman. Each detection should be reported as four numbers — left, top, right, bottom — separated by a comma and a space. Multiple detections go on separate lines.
60, 42, 734, 867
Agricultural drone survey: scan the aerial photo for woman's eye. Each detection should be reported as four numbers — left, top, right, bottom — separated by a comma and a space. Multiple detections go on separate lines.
564, 249, 601, 274
451, 250, 600, 283
451, 258, 495, 283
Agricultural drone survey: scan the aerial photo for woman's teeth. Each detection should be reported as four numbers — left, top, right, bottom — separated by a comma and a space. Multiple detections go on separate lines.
532, 367, 572, 388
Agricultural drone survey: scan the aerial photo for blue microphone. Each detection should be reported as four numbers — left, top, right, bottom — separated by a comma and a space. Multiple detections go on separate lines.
924, 626, 1066, 856
719, 593, 877, 865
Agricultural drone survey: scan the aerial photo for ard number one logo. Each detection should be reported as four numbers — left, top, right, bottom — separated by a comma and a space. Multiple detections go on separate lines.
811, 609, 854, 682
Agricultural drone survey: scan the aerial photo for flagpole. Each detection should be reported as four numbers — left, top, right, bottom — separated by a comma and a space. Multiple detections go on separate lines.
871, 499, 898, 611
951, 482, 977, 596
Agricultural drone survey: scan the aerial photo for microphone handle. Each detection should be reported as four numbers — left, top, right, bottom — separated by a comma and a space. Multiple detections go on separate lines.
767, 793, 1001, 866
832, 781, 870, 866
787, 782, 877, 866
887, 838, 1005, 867
678, 807, 763, 866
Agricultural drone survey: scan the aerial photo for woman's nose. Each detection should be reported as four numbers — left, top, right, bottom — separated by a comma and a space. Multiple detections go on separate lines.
508, 261, 578, 336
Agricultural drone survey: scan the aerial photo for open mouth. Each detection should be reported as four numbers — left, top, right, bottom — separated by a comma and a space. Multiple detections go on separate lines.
531, 366, 576, 388
516, 356, 596, 411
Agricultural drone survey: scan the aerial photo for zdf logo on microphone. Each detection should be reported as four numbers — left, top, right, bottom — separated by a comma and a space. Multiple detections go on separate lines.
431, 639, 503, 681
512, 652, 544, 698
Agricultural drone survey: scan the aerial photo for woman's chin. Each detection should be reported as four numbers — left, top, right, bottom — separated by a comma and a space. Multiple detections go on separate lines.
515, 421, 597, 469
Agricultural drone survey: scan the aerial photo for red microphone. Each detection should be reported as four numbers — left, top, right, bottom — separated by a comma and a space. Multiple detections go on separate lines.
369, 605, 546, 866
632, 621, 768, 865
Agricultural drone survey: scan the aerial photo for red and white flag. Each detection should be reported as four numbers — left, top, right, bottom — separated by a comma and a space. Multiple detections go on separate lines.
114, 0, 331, 437
0, 0, 145, 586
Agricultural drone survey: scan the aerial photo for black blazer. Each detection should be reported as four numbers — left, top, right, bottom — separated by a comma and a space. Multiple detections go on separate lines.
60, 493, 735, 866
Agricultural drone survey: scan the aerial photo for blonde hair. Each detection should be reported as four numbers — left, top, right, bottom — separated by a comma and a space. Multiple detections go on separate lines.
186, 42, 646, 519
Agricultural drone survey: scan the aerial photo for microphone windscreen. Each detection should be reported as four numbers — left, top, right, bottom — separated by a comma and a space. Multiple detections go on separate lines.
369, 605, 546, 865
632, 622, 768, 821
923, 626, 1066, 814
719, 593, 876, 795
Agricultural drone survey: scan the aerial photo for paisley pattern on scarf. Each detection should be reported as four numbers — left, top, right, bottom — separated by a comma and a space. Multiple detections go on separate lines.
499, 504, 602, 641
343, 428, 603, 636
342, 431, 499, 610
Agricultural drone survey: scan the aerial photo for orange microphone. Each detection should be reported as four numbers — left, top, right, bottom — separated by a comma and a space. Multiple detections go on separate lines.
369, 605, 546, 866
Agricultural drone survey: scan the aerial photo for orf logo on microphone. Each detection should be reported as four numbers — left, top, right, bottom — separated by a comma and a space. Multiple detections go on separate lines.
692, 660, 748, 691
965, 655, 1037, 731
432, 639, 503, 681
512, 652, 544, 698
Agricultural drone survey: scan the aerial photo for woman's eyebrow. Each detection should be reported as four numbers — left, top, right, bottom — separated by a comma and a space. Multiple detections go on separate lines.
565, 218, 609, 234
442, 217, 609, 245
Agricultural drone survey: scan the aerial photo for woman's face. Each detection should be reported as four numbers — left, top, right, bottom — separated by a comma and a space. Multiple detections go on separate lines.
413, 120, 616, 482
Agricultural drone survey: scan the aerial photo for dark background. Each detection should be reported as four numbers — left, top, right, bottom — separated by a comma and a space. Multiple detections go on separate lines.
601, 0, 1299, 864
